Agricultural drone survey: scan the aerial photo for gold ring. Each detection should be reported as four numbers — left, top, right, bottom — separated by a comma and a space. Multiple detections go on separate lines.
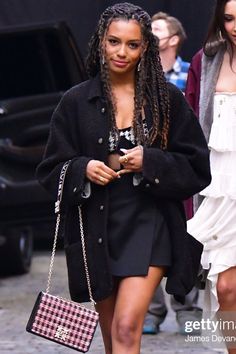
99, 176, 104, 183
123, 155, 129, 164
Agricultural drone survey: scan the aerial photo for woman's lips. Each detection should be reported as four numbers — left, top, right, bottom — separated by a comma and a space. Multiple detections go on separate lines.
112, 60, 128, 68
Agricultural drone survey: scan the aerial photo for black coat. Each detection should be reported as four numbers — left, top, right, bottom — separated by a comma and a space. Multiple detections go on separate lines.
36, 75, 211, 303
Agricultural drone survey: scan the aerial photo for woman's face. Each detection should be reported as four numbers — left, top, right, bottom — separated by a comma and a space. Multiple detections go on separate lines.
103, 19, 144, 76
224, 0, 236, 46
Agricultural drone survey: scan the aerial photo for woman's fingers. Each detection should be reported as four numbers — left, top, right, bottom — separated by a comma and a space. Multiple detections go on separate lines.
119, 145, 143, 172
117, 168, 132, 176
85, 148, 143, 184
119, 153, 130, 165
86, 160, 119, 185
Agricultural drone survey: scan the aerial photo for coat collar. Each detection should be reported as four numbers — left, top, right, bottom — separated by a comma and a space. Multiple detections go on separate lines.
87, 74, 104, 101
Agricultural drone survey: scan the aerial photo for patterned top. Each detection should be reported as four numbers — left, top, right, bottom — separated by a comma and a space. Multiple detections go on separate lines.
108, 120, 149, 153
165, 56, 190, 93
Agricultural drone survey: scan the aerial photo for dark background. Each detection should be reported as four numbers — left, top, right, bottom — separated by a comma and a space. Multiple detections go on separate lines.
0, 0, 215, 63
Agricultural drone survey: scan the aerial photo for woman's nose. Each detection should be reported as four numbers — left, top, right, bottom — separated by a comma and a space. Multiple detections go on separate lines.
117, 44, 126, 56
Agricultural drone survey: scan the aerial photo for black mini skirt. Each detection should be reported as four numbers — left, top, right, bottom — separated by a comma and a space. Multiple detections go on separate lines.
107, 173, 172, 277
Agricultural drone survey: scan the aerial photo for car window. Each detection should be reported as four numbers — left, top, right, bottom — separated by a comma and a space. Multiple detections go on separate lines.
0, 31, 73, 99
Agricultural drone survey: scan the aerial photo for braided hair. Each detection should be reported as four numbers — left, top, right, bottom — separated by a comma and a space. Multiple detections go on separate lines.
86, 2, 170, 149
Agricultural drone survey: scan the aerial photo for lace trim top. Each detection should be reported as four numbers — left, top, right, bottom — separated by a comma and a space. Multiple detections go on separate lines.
208, 93, 236, 152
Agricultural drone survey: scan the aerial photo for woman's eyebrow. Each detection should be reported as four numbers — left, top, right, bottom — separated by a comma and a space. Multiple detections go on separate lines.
107, 35, 141, 42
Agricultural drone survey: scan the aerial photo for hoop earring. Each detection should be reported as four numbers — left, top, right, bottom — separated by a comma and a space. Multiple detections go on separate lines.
218, 29, 224, 42
137, 61, 141, 72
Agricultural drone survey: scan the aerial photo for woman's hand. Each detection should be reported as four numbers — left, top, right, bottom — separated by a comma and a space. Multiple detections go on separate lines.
118, 145, 143, 175
86, 160, 119, 185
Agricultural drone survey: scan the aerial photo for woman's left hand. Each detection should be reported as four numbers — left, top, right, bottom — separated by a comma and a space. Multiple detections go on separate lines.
118, 145, 143, 175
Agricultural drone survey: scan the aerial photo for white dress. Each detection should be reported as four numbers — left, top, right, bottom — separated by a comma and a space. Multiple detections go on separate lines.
187, 93, 236, 315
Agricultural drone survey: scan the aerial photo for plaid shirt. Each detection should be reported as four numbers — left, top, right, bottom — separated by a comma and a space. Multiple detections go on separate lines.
165, 56, 190, 93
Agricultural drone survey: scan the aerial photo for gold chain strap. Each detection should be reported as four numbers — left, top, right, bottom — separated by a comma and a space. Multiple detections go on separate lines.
45, 161, 96, 307
78, 206, 96, 306
46, 213, 61, 294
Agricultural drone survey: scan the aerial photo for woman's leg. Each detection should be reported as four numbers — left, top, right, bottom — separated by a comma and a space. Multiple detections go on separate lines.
217, 266, 236, 354
111, 266, 165, 354
95, 289, 117, 354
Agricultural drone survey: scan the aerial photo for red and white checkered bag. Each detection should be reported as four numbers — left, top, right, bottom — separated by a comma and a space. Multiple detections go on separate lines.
26, 161, 99, 352
26, 292, 98, 352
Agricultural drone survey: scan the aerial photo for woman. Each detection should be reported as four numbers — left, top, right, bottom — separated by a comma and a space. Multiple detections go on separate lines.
187, 1, 236, 352
37, 3, 210, 353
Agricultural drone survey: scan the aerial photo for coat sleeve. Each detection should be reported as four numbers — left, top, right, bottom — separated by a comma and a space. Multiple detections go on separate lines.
139, 84, 211, 200
185, 49, 202, 115
36, 88, 92, 206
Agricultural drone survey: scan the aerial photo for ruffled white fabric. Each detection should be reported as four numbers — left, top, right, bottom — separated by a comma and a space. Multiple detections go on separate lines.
201, 150, 236, 198
208, 93, 236, 152
187, 93, 236, 315
188, 197, 236, 251
200, 93, 236, 198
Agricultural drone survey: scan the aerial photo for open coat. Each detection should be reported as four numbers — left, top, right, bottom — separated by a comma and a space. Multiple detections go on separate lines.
36, 75, 211, 303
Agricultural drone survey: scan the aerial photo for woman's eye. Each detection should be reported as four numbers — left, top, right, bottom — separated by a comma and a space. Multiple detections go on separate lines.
224, 15, 233, 22
108, 39, 118, 45
129, 42, 139, 49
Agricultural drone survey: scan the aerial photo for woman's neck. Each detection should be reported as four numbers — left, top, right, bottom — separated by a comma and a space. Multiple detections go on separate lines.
215, 49, 236, 92
225, 48, 236, 72
109, 71, 135, 88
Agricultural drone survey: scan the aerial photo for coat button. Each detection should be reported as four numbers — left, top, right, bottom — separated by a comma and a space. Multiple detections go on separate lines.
145, 183, 150, 188
154, 178, 160, 184
101, 107, 106, 113
213, 235, 218, 240
73, 187, 78, 193
98, 237, 103, 244
98, 137, 103, 144
99, 205, 104, 211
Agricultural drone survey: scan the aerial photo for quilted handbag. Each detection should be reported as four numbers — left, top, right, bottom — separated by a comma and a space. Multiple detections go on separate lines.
26, 161, 99, 352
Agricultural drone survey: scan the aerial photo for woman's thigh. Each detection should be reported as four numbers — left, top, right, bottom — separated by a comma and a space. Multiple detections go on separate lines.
113, 266, 166, 327
95, 266, 165, 333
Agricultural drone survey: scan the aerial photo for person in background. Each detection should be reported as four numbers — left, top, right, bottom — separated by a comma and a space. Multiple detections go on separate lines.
151, 11, 190, 91
187, 1, 236, 353
143, 11, 202, 336
36, 2, 210, 353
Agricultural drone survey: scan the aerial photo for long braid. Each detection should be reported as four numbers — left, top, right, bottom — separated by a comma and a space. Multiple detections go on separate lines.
86, 2, 170, 150
153, 45, 170, 149
133, 52, 147, 145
